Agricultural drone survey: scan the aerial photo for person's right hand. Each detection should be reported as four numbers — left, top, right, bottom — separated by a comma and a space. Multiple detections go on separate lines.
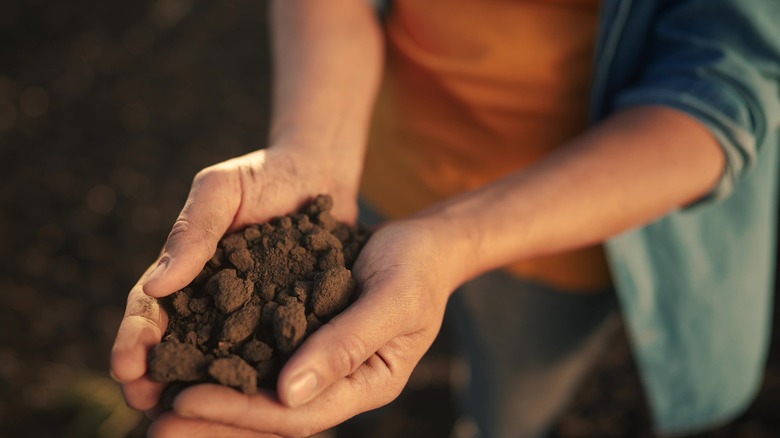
144, 216, 471, 437
110, 143, 362, 415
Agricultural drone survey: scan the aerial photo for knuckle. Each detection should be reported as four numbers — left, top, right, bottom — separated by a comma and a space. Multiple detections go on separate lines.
167, 217, 193, 239
237, 159, 259, 183
164, 218, 218, 260
164, 218, 193, 248
330, 333, 370, 377
192, 165, 221, 185
191, 165, 235, 195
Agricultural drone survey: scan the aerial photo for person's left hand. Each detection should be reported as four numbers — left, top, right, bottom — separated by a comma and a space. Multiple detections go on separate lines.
145, 217, 470, 437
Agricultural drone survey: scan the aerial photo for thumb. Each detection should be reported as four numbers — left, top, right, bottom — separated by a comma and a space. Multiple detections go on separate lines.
143, 169, 240, 298
277, 286, 407, 408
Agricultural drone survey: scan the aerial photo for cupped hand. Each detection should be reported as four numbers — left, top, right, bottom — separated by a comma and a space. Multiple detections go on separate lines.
146, 218, 469, 437
110, 145, 361, 415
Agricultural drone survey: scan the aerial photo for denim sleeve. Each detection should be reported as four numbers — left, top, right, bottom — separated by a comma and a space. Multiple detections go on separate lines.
611, 0, 780, 203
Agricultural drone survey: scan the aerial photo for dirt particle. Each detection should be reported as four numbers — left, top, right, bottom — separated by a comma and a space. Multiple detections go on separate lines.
243, 225, 262, 243
291, 281, 309, 302
242, 339, 273, 363
318, 248, 344, 271
228, 248, 254, 273
310, 266, 355, 319
196, 323, 213, 345
294, 214, 314, 233
189, 297, 208, 314
208, 355, 257, 394
207, 269, 253, 313
257, 283, 276, 303
220, 303, 261, 344
149, 342, 208, 382
274, 216, 293, 229
316, 211, 337, 231
274, 300, 307, 355
221, 233, 247, 253
170, 288, 192, 317
305, 195, 333, 216
304, 229, 342, 252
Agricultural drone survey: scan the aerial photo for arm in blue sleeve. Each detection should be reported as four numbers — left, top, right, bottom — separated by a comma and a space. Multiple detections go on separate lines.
612, 0, 780, 202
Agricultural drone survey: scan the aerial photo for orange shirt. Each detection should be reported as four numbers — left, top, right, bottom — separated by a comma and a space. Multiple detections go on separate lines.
361, 0, 611, 291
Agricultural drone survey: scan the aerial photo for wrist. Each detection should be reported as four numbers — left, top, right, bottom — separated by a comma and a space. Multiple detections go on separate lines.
261, 143, 363, 221
269, 129, 365, 167
400, 212, 481, 297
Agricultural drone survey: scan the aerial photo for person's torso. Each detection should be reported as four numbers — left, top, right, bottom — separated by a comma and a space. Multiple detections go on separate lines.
361, 0, 611, 290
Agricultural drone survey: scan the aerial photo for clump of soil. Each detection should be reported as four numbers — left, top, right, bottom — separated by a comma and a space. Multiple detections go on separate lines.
148, 195, 370, 397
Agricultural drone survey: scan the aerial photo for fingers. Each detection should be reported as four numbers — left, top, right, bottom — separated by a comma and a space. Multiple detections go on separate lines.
144, 168, 241, 298
149, 412, 280, 438
277, 276, 412, 408
121, 374, 165, 411
111, 266, 169, 410
110, 304, 163, 381
111, 277, 168, 377
172, 354, 398, 437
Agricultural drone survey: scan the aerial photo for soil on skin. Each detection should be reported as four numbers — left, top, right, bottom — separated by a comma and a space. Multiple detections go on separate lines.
148, 195, 370, 396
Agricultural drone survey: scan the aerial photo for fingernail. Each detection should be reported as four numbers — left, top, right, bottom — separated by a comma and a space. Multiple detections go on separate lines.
287, 371, 318, 407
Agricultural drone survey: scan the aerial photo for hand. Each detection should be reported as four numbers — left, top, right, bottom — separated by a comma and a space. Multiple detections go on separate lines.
145, 218, 469, 437
110, 145, 361, 416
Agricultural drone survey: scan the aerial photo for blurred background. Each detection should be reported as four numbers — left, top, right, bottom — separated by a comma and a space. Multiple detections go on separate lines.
0, 1, 778, 437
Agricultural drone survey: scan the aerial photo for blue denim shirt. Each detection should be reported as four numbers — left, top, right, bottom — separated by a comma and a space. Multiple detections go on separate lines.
594, 0, 780, 433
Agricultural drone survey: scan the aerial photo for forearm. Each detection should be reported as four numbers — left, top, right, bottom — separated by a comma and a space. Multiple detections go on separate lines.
416, 105, 726, 290
269, 0, 383, 178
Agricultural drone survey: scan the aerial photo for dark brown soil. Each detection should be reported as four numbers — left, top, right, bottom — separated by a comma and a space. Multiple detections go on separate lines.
148, 195, 369, 396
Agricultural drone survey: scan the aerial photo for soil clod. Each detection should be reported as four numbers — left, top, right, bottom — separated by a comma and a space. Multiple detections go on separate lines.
149, 342, 209, 382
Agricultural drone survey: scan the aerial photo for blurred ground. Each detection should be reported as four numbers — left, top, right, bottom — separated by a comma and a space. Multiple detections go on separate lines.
0, 1, 778, 437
